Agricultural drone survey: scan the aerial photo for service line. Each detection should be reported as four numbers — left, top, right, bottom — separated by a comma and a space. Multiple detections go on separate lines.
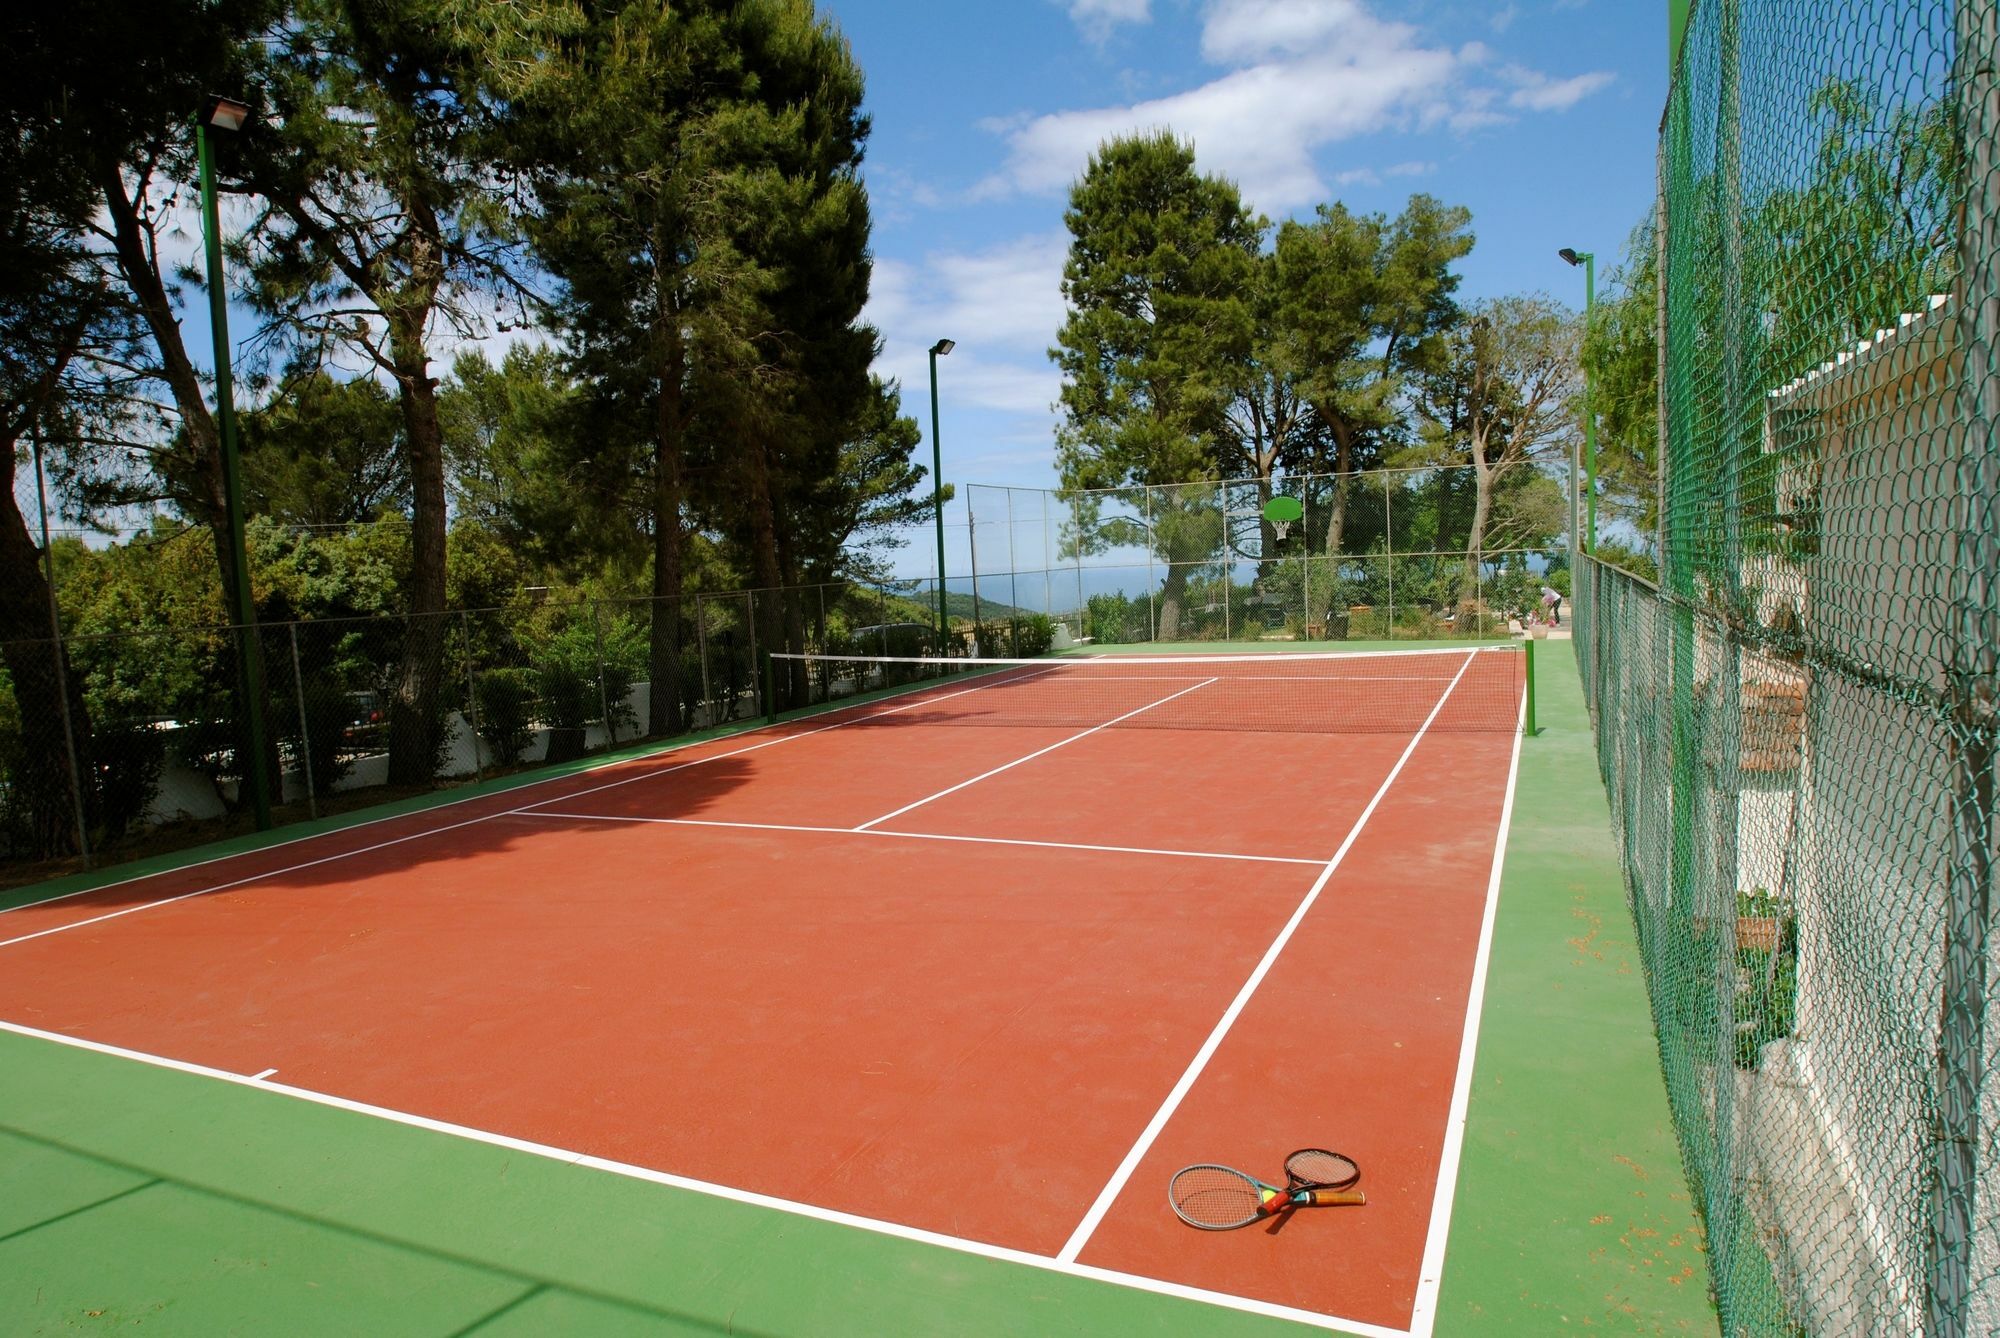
1055, 650, 1478, 1264
0, 664, 1062, 952
508, 810, 1324, 867
851, 678, 1217, 831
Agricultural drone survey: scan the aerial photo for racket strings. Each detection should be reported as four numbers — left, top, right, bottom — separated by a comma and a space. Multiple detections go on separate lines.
1168, 1165, 1268, 1230
1284, 1148, 1360, 1190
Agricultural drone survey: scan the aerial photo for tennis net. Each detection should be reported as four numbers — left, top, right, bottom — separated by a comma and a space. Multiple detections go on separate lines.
767, 647, 1526, 734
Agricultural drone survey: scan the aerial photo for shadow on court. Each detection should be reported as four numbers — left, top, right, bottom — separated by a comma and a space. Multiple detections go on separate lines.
0, 1124, 770, 1336
0, 752, 762, 926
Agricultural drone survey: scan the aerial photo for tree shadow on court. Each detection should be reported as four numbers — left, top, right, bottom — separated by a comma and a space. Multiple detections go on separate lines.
0, 1123, 777, 1336
0, 748, 767, 919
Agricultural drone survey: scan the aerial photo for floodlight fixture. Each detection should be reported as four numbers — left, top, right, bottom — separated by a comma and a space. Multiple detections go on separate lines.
930, 338, 955, 356
201, 95, 252, 133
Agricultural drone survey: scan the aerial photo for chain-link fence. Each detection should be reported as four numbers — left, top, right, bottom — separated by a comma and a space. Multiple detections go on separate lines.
1573, 3, 1997, 1331
0, 578, 952, 884
966, 464, 1566, 645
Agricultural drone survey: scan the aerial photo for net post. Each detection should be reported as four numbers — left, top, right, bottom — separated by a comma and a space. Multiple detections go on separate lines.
1522, 637, 1537, 737
762, 650, 777, 726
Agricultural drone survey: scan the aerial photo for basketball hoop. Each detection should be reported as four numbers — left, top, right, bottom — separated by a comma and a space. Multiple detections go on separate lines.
1262, 495, 1303, 546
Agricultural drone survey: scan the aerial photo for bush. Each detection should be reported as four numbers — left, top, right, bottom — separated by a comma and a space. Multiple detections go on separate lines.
473, 668, 537, 764
536, 658, 595, 731
1015, 614, 1054, 657
1085, 592, 1151, 644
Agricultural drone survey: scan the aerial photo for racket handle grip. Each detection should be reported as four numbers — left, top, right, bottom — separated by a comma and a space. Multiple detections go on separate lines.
1306, 1189, 1367, 1207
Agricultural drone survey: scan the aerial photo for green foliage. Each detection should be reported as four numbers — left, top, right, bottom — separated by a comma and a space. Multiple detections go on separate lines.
472, 667, 537, 766
1085, 592, 1152, 644
1052, 132, 1262, 525
1580, 213, 1661, 532
240, 372, 408, 526
1591, 540, 1659, 584
1016, 614, 1054, 657
533, 622, 600, 732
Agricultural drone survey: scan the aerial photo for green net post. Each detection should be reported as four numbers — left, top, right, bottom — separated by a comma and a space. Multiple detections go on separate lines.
763, 650, 776, 727
1522, 637, 1537, 736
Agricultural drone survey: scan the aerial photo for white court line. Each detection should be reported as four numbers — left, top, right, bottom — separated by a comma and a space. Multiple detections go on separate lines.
0, 1018, 1409, 1337
0, 665, 1062, 951
1055, 650, 1478, 1265
0, 808, 512, 952
1406, 692, 1526, 1337
852, 678, 1218, 831
507, 664, 1066, 818
507, 810, 1326, 867
251, 1068, 278, 1081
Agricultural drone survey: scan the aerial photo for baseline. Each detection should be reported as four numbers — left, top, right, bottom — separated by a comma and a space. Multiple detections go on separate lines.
0, 1018, 1405, 1337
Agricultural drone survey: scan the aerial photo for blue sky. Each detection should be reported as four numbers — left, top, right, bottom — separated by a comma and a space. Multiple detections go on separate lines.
837, 0, 1672, 495
25, 0, 1673, 557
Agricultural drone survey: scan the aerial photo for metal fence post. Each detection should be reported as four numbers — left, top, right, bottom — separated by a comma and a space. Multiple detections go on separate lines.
968, 495, 984, 635
1384, 476, 1396, 639
591, 600, 615, 748
288, 622, 318, 819
46, 639, 91, 865
747, 590, 761, 714
34, 435, 89, 864
461, 610, 484, 782
1145, 487, 1158, 640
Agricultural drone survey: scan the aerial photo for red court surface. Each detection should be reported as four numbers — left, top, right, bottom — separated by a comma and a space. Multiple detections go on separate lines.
0, 650, 1523, 1335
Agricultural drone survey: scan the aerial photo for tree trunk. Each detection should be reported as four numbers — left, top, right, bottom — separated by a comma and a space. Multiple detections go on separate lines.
385, 312, 452, 785
1156, 562, 1191, 639
773, 520, 809, 710
1464, 455, 1494, 607
647, 323, 687, 738
0, 465, 94, 856
1322, 424, 1355, 561
99, 165, 271, 804
740, 434, 789, 704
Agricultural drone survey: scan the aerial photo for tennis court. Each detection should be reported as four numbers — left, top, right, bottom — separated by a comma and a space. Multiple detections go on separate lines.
0, 646, 1526, 1335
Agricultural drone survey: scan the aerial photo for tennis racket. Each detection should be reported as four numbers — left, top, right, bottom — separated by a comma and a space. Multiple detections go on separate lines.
1169, 1163, 1366, 1230
1284, 1147, 1360, 1192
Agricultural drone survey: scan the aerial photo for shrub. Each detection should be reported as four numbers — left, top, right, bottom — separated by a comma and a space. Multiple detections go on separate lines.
1015, 614, 1054, 657
473, 668, 537, 764
536, 658, 595, 731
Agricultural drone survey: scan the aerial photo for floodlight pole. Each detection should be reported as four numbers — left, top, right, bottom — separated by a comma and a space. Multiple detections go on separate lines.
198, 96, 273, 829
1561, 248, 1599, 554
928, 339, 954, 650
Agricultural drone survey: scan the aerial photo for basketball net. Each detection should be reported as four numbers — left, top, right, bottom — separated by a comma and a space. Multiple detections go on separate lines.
1272, 521, 1291, 541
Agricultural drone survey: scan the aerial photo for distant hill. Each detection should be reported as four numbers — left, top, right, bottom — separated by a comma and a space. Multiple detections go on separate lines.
861, 586, 1040, 624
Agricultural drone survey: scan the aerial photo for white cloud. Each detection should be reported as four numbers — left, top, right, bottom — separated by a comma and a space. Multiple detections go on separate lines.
975, 0, 1611, 214
866, 232, 1071, 419
1501, 66, 1615, 111
1386, 160, 1434, 177
1489, 4, 1519, 32
1064, 0, 1150, 43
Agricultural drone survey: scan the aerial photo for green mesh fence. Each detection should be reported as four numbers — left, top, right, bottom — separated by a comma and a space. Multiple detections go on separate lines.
1575, 2, 1998, 1332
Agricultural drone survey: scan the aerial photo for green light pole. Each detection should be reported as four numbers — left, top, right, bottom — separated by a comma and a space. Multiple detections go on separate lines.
1560, 247, 1597, 554
198, 94, 273, 829
927, 338, 954, 650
